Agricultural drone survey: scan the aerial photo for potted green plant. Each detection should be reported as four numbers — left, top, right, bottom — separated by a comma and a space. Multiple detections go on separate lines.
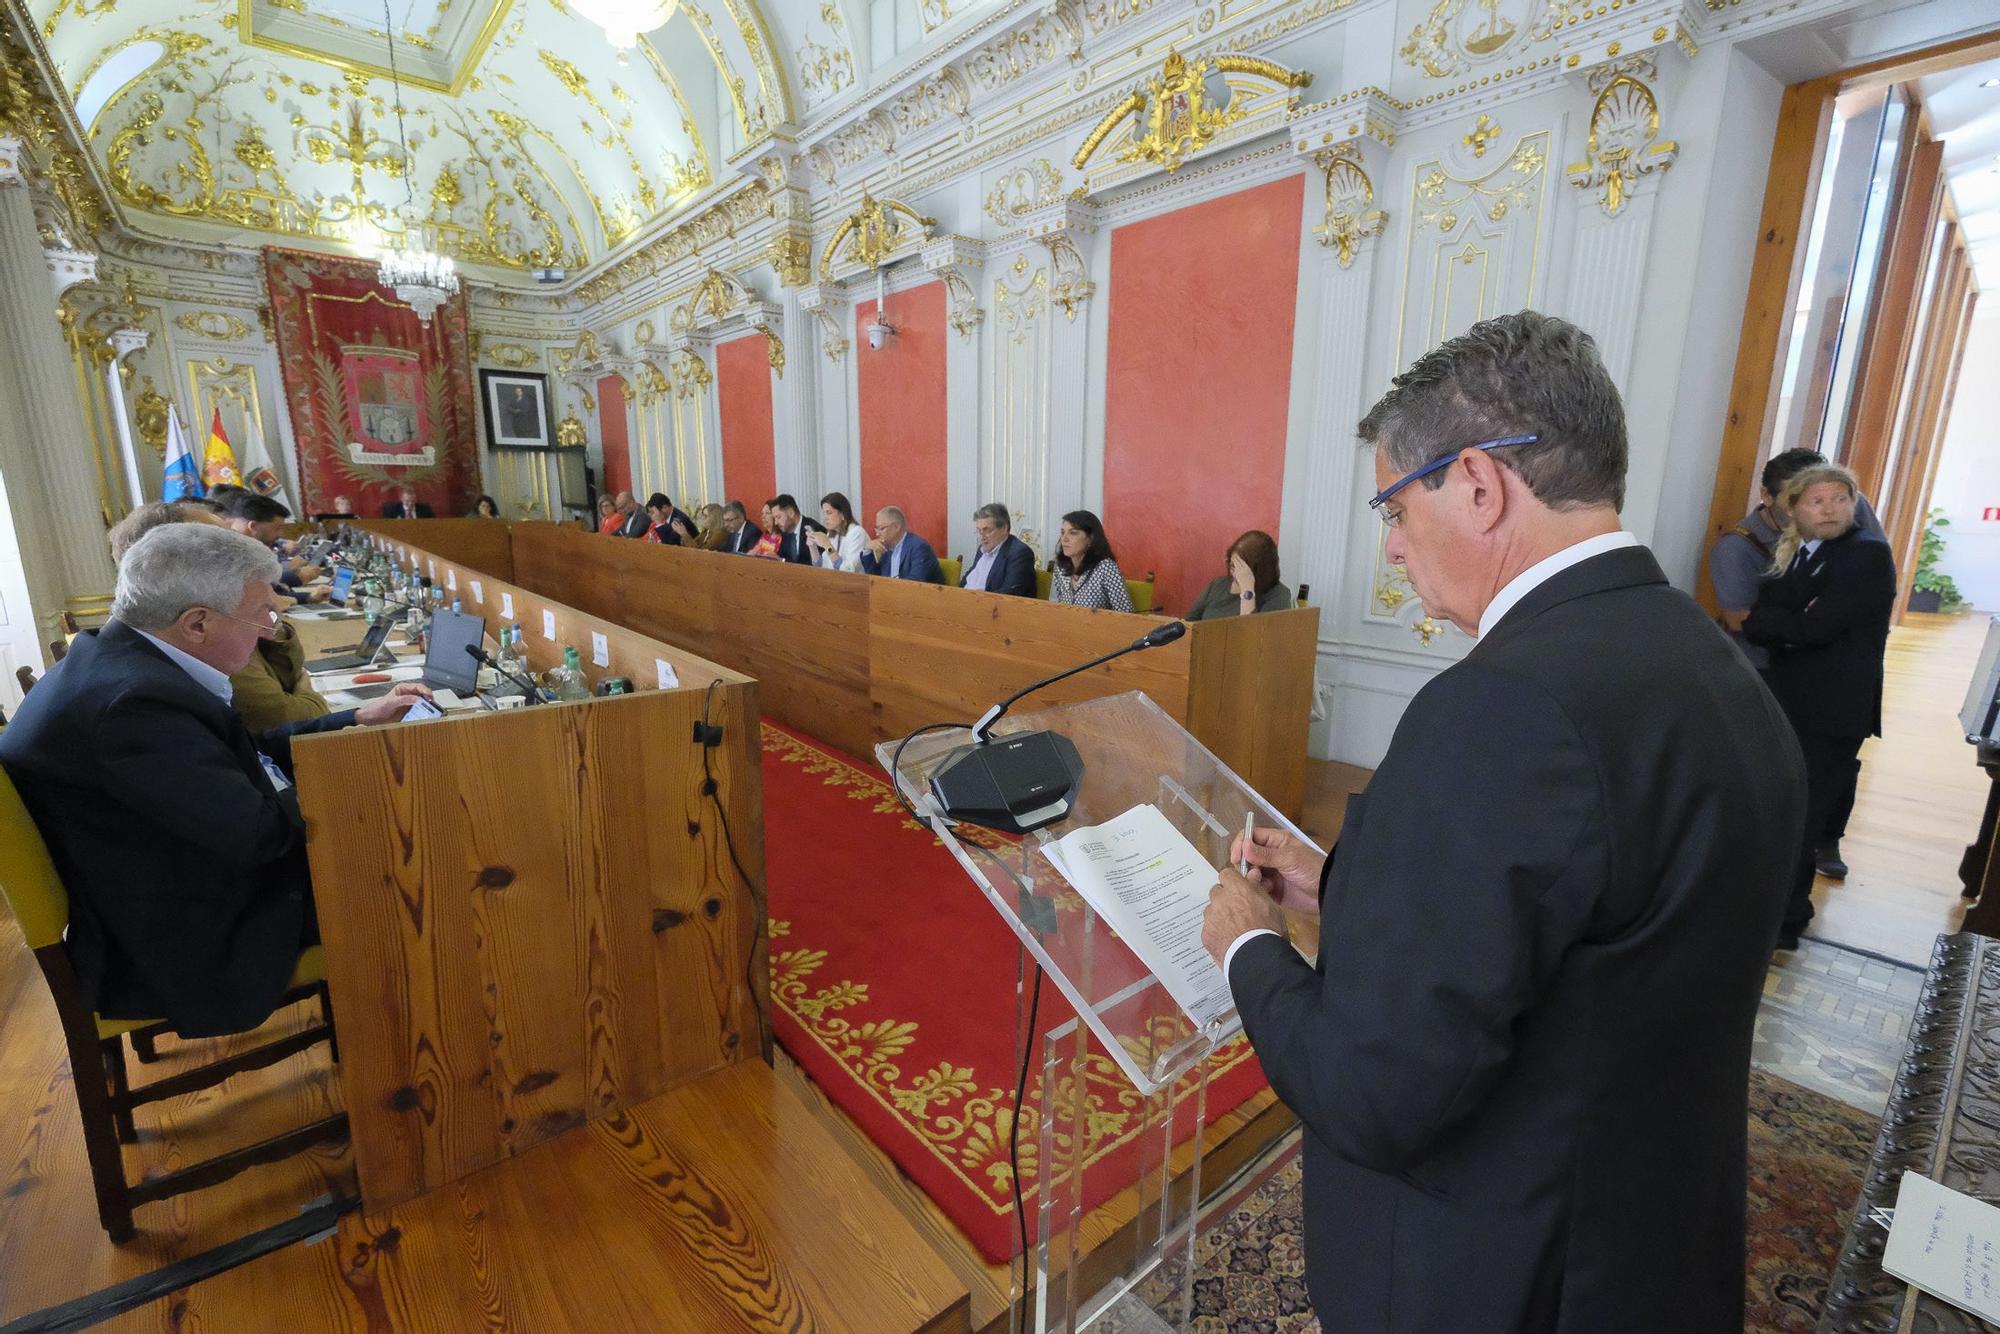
1910, 507, 1968, 614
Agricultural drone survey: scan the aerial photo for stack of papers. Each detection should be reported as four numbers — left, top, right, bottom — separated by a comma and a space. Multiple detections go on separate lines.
1038, 803, 1235, 1030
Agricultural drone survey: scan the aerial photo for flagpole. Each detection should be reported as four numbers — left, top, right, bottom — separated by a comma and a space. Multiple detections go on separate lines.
104, 358, 146, 510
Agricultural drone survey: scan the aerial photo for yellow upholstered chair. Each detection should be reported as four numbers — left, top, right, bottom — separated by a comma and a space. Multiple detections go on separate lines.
1033, 564, 1156, 612
939, 556, 962, 587
0, 766, 345, 1242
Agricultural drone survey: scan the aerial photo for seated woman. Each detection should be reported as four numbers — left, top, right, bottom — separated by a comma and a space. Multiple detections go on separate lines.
1185, 530, 1294, 620
748, 501, 784, 558
809, 492, 867, 571
469, 494, 501, 518
1049, 510, 1133, 612
692, 503, 730, 551
595, 495, 621, 535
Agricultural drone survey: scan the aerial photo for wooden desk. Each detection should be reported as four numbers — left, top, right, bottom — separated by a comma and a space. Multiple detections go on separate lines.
297, 533, 768, 1213
1822, 932, 2000, 1330
360, 521, 1319, 816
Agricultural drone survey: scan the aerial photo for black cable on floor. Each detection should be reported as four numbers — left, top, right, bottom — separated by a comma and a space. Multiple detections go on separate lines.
0, 1194, 359, 1334
1010, 961, 1044, 1280
699, 682, 763, 1014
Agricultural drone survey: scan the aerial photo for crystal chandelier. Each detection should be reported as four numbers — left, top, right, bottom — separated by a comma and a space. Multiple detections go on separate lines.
374, 1, 458, 324
570, 0, 678, 50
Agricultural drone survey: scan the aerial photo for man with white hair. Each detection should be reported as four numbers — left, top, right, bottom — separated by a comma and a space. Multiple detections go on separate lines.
0, 524, 427, 1037
1201, 312, 1806, 1331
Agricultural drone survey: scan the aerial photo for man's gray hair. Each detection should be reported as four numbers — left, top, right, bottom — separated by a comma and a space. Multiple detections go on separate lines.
973, 502, 1011, 529
878, 505, 907, 528
113, 523, 279, 631
107, 501, 197, 565
1357, 311, 1627, 511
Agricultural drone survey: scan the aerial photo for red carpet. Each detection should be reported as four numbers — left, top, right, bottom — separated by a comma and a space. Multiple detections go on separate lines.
760, 720, 1268, 1263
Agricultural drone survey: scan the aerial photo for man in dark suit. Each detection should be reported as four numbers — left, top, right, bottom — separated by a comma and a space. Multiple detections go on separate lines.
1744, 464, 1894, 950
1202, 312, 1805, 1332
0, 524, 427, 1037
719, 500, 763, 554
643, 492, 695, 545
859, 505, 944, 583
609, 491, 649, 538
771, 495, 824, 565
379, 485, 435, 519
960, 502, 1037, 597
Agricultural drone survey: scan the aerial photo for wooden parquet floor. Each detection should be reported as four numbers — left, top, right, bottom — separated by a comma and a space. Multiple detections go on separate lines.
1807, 611, 1990, 964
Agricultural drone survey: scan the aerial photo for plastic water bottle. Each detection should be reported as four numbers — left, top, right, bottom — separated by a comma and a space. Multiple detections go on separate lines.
549, 646, 591, 701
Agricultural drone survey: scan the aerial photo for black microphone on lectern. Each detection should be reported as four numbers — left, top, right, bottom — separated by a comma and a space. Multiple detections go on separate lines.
465, 643, 552, 704
928, 620, 1188, 834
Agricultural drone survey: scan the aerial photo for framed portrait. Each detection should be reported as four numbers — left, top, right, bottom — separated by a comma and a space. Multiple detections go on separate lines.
479, 369, 555, 450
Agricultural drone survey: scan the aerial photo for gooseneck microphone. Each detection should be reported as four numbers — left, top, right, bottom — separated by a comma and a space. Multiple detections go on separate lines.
465, 643, 552, 704
928, 620, 1188, 834
970, 620, 1185, 742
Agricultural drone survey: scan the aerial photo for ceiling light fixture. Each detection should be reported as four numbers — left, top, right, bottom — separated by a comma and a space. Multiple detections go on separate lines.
374, 0, 458, 325
570, 0, 678, 50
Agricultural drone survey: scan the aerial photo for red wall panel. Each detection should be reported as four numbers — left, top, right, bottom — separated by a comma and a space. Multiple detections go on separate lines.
716, 332, 778, 508
856, 281, 949, 550
596, 373, 631, 498
1102, 175, 1305, 614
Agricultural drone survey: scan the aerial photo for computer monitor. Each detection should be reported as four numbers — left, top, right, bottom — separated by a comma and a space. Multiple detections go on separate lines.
329, 566, 355, 606
424, 608, 485, 696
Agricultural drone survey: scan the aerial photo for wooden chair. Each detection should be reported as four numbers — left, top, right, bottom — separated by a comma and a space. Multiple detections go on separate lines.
0, 767, 346, 1242
15, 665, 34, 696
50, 611, 79, 664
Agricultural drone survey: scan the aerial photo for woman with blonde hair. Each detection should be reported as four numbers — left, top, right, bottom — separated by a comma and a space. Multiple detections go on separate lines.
1744, 463, 1895, 951
693, 502, 730, 551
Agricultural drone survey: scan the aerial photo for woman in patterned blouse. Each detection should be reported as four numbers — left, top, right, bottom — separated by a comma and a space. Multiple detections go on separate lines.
1049, 510, 1133, 612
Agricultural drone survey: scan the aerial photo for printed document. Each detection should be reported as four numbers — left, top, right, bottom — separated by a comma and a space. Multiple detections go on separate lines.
1039, 803, 1233, 1029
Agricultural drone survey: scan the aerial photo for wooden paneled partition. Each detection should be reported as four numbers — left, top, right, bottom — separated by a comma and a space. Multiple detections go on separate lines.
361, 517, 516, 584
294, 554, 767, 1213
498, 522, 1318, 814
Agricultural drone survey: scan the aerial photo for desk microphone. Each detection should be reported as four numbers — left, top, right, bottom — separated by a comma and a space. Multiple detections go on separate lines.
927, 620, 1187, 834
465, 643, 552, 704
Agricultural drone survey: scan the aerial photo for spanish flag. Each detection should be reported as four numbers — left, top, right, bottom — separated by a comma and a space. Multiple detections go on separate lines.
201, 408, 242, 489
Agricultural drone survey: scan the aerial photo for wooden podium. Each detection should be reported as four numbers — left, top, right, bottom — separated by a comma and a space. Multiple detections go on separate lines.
293, 651, 767, 1213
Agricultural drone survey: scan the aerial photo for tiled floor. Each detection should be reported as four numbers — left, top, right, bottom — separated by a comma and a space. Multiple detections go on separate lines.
1752, 935, 1925, 1115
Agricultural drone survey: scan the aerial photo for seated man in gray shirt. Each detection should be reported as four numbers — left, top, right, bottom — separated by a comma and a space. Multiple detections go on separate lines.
1710, 447, 1886, 671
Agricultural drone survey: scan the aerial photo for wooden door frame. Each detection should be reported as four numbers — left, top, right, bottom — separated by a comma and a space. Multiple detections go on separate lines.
1695, 29, 2000, 613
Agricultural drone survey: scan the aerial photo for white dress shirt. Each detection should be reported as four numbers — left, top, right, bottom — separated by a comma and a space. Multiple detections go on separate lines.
1223, 529, 1643, 984
963, 542, 998, 591
135, 628, 292, 793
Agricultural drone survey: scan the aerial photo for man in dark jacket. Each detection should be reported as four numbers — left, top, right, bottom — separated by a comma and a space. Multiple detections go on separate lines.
859, 505, 945, 583
380, 485, 434, 519
770, 495, 825, 564
1203, 312, 1804, 1332
0, 524, 426, 1037
1744, 463, 1894, 949
960, 502, 1038, 597
719, 500, 764, 554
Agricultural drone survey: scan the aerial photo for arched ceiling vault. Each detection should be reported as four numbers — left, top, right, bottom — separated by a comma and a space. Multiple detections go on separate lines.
16, 0, 830, 278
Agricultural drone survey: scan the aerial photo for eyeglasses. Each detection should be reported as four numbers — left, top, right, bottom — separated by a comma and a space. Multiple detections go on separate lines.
1368, 434, 1539, 526
205, 605, 282, 639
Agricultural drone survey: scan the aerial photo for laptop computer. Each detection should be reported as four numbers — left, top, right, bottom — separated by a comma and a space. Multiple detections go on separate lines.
305, 618, 392, 673
341, 610, 487, 702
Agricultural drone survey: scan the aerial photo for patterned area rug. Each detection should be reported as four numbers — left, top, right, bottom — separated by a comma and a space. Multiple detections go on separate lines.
1113, 1068, 1878, 1331
760, 720, 1268, 1264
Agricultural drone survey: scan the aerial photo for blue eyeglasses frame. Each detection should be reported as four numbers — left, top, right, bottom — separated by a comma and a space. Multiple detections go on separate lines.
1368, 434, 1540, 517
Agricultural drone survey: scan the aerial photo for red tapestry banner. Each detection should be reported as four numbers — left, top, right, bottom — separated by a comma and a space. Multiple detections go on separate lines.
262, 246, 480, 517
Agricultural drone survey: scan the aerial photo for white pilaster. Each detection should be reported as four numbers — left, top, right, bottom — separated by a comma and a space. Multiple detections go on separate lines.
923, 236, 985, 558
109, 328, 149, 511
0, 139, 117, 636
1021, 199, 1098, 527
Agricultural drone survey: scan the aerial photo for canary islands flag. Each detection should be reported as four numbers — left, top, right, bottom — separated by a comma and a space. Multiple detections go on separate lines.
160, 404, 200, 501
201, 408, 242, 489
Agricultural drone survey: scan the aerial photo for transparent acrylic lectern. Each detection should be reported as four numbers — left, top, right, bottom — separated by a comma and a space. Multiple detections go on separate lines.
878, 691, 1320, 1333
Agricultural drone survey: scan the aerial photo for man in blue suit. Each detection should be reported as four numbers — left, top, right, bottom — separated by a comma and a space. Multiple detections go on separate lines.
960, 502, 1038, 597
860, 505, 944, 583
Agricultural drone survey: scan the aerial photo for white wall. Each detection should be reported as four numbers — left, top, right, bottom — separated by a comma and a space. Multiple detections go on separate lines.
1928, 306, 2000, 610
